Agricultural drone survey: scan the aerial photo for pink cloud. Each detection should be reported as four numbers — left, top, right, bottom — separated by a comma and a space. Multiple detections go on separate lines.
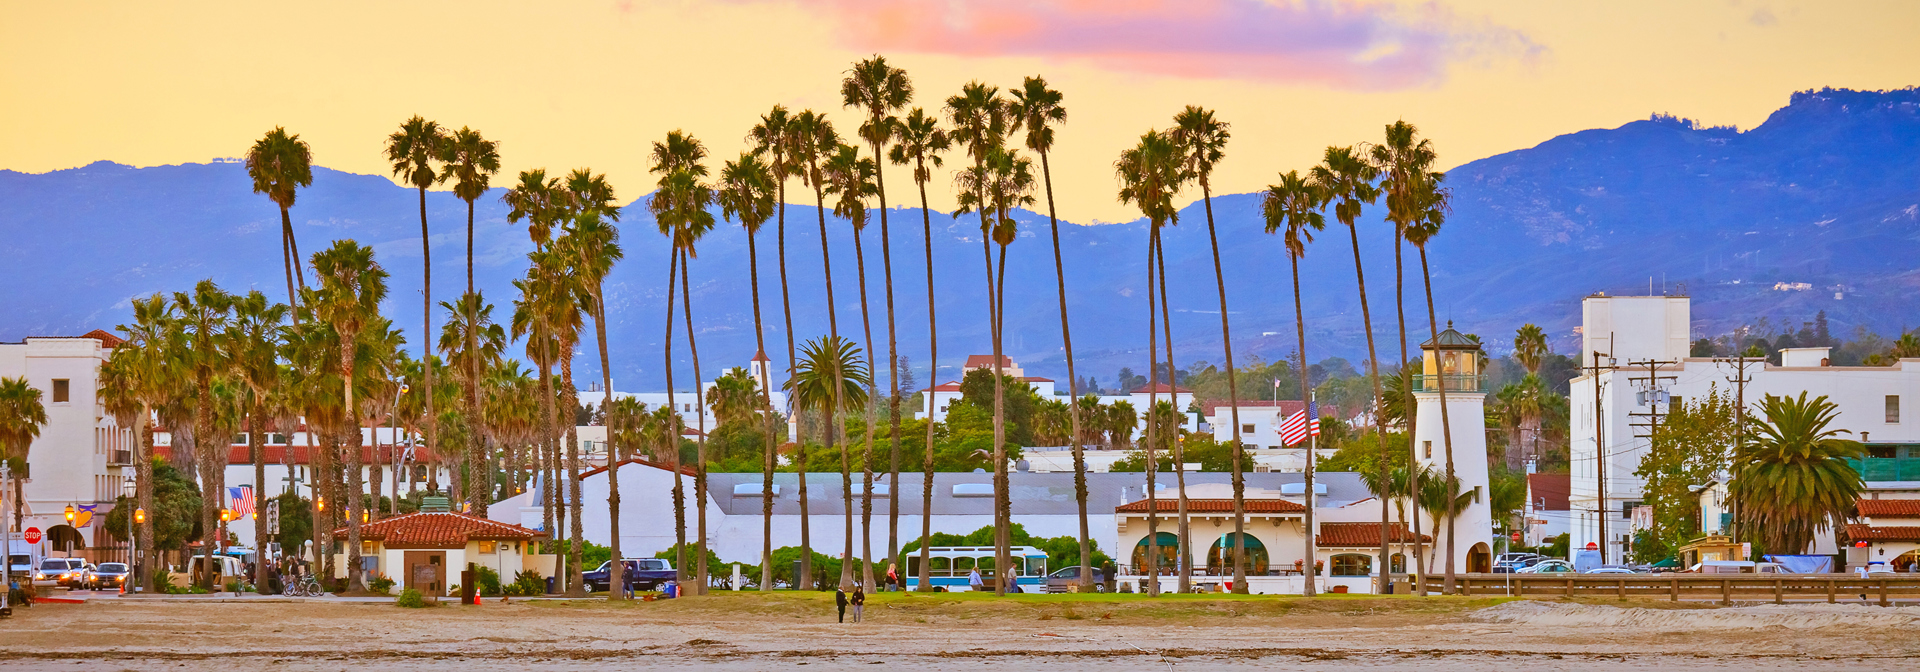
762, 0, 1540, 89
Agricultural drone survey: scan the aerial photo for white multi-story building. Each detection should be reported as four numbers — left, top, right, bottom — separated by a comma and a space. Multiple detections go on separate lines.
1569, 294, 1920, 561
0, 331, 138, 562
916, 355, 1195, 442
590, 351, 794, 443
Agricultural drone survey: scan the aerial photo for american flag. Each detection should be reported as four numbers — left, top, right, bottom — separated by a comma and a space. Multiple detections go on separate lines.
1279, 401, 1321, 446
229, 485, 255, 519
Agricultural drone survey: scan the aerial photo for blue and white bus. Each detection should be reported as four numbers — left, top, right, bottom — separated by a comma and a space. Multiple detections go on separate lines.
904, 546, 1048, 592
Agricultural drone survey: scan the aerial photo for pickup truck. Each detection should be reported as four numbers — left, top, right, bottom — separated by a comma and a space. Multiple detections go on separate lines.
583, 558, 677, 592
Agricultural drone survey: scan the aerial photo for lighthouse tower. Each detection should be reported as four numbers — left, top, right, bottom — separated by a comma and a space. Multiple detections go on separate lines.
1411, 323, 1495, 574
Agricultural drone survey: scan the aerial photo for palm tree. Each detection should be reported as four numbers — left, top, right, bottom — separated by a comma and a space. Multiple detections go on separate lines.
227, 290, 287, 593
503, 169, 564, 532
824, 142, 881, 589
1310, 145, 1390, 594
842, 55, 913, 578
791, 110, 859, 590
0, 377, 48, 534
887, 107, 949, 591
1261, 169, 1326, 595
172, 279, 233, 589
1732, 392, 1866, 554
1402, 165, 1461, 591
245, 127, 314, 321
1370, 122, 1439, 593
709, 368, 763, 429
718, 152, 781, 592
1106, 401, 1138, 452
1170, 105, 1250, 591
110, 294, 174, 587
1116, 129, 1183, 596
750, 105, 815, 589
439, 126, 501, 514
559, 197, 624, 599
1418, 471, 1478, 571
652, 131, 716, 593
310, 239, 388, 592
385, 116, 448, 515
513, 248, 580, 592
786, 337, 873, 588
437, 291, 506, 505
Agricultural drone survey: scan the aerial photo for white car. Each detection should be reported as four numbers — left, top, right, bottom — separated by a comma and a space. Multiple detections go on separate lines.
1518, 559, 1575, 574
1585, 567, 1637, 574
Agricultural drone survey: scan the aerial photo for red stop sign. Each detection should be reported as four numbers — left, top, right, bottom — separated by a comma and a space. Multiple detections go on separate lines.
24, 527, 42, 544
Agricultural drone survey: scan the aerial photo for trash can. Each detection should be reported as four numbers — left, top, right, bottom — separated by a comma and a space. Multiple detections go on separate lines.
664, 581, 678, 599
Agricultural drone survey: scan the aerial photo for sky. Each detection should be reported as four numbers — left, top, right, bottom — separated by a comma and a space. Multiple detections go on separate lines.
3, 0, 1916, 223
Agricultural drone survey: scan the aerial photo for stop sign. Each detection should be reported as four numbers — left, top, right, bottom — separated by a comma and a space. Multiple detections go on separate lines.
23, 527, 42, 544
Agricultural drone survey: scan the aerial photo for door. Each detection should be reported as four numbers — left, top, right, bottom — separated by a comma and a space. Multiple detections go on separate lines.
403, 551, 446, 594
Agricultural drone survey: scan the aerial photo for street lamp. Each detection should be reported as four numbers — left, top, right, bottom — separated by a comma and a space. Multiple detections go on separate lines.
123, 476, 137, 592
65, 503, 77, 524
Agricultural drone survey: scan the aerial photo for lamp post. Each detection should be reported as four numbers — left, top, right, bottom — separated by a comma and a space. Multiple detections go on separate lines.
123, 476, 136, 592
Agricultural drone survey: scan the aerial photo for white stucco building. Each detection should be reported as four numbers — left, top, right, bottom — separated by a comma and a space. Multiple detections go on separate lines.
0, 331, 137, 562
916, 354, 1197, 442
589, 351, 794, 443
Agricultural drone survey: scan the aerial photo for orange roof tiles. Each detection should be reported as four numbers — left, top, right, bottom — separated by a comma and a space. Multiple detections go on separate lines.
334, 512, 546, 549
1316, 522, 1429, 547
1115, 498, 1305, 514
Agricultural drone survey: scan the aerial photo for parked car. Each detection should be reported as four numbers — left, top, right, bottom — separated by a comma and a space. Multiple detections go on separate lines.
1492, 553, 1544, 573
88, 562, 131, 589
584, 558, 677, 592
1044, 566, 1107, 593
1518, 559, 1575, 574
1687, 560, 1790, 574
33, 558, 85, 587
1585, 565, 1639, 574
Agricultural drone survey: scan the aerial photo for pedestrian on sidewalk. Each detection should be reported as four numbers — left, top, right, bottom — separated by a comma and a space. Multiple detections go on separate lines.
968, 567, 983, 591
835, 586, 848, 623
886, 563, 900, 592
850, 585, 865, 623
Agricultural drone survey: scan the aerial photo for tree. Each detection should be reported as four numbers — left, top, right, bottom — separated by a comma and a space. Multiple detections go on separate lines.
108, 294, 176, 589
172, 280, 233, 589
438, 126, 501, 516
0, 376, 48, 533
245, 127, 314, 321
1418, 472, 1478, 571
824, 141, 884, 589
791, 108, 859, 590
385, 116, 448, 527
786, 337, 873, 587
559, 196, 623, 599
888, 106, 949, 591
1514, 324, 1548, 375
310, 240, 388, 592
502, 169, 565, 533
1261, 168, 1325, 595
226, 290, 286, 593
1732, 392, 1865, 555
1402, 157, 1460, 591
437, 291, 506, 506
1115, 129, 1184, 596
842, 56, 914, 578
652, 131, 716, 593
1635, 388, 1735, 557
717, 151, 781, 592
749, 104, 816, 589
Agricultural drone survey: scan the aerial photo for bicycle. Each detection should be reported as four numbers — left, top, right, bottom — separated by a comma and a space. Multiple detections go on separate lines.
284, 575, 322, 598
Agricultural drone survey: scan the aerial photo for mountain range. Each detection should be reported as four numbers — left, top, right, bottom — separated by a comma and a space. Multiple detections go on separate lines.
3, 87, 1916, 390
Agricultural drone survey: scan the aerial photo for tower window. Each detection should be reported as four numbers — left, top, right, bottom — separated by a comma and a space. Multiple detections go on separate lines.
1423, 440, 1433, 459
52, 379, 70, 403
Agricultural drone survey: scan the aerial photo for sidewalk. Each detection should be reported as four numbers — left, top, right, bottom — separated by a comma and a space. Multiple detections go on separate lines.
54, 589, 604, 604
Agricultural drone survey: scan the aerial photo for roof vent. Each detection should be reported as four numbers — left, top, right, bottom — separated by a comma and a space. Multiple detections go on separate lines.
1279, 483, 1328, 495
952, 483, 993, 498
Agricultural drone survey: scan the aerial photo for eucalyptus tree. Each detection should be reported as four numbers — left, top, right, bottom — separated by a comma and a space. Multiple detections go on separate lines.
748, 105, 815, 587
1010, 75, 1093, 591
1261, 169, 1326, 596
1170, 106, 1253, 592
652, 131, 716, 593
385, 116, 448, 505
842, 55, 913, 571
718, 152, 782, 591
110, 294, 175, 588
886, 107, 949, 591
1309, 145, 1390, 594
310, 240, 388, 592
824, 142, 881, 589
172, 279, 234, 589
440, 127, 501, 511
558, 207, 625, 599
245, 127, 314, 318
1115, 130, 1183, 596
226, 290, 287, 593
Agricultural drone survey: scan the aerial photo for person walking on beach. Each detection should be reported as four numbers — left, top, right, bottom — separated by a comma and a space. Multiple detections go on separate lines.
850, 585, 866, 623
886, 563, 900, 592
968, 567, 983, 591
835, 586, 848, 623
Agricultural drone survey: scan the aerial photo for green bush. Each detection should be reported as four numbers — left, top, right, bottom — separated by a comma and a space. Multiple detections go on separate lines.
152, 569, 176, 593
223, 579, 244, 593
396, 588, 430, 608
507, 569, 545, 596
369, 573, 396, 593
475, 566, 503, 597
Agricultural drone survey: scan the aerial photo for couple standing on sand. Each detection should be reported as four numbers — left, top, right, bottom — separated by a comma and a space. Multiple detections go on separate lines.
835, 586, 866, 623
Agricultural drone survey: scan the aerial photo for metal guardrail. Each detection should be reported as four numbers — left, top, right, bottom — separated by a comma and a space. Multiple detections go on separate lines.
1411, 374, 1485, 394
1418, 573, 1920, 605
1849, 458, 1920, 481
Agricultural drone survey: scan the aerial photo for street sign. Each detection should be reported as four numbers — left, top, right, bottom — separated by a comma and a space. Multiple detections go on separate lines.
23, 527, 41, 544
266, 499, 281, 535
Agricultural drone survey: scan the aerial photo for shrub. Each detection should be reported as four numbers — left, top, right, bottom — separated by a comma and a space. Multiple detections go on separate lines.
369, 573, 396, 593
506, 569, 546, 596
396, 588, 430, 608
475, 566, 502, 597
152, 570, 176, 593
223, 579, 244, 593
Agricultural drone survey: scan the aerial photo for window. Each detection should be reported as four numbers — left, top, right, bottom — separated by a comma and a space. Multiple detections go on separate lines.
1890, 396, 1902, 424
52, 379, 69, 403
1241, 424, 1255, 434
1423, 440, 1433, 459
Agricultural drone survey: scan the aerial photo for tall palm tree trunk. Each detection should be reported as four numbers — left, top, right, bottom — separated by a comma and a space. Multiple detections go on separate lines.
853, 226, 879, 591
194, 371, 217, 591
679, 250, 712, 595
1341, 220, 1392, 596
1143, 225, 1161, 598
279, 207, 306, 321
748, 223, 778, 593
1152, 228, 1191, 595
914, 164, 939, 593
1038, 149, 1092, 592
252, 402, 270, 593
537, 345, 557, 544
1290, 253, 1317, 597
596, 292, 624, 600
778, 183, 812, 590
417, 187, 438, 511
467, 199, 486, 517
1197, 181, 1249, 592
812, 175, 853, 592
992, 237, 1012, 596
561, 356, 586, 596
342, 339, 367, 592
136, 402, 155, 592
662, 250, 687, 587
869, 136, 905, 581
1417, 247, 1459, 593
1395, 229, 1427, 595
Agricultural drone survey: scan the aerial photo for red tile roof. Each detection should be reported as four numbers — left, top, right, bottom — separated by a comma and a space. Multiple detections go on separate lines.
333, 512, 546, 549
1846, 524, 1920, 542
1021, 376, 1055, 383
922, 381, 962, 393
81, 329, 126, 348
964, 355, 1014, 369
156, 443, 445, 466
1316, 522, 1429, 547
751, 350, 771, 362
1858, 500, 1920, 518
1115, 498, 1305, 514
1528, 473, 1571, 512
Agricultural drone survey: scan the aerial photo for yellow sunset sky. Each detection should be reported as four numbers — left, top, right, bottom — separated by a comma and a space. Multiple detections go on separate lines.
3, 0, 1915, 222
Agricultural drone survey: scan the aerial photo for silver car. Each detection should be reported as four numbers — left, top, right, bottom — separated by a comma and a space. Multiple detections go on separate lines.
1044, 566, 1106, 593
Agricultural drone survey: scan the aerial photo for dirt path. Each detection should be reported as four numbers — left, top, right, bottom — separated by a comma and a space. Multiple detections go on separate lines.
2, 593, 1915, 670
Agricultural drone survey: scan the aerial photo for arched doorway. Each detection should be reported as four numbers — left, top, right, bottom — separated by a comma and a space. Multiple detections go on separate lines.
1132, 532, 1180, 575
1207, 533, 1269, 575
1894, 550, 1920, 572
1468, 542, 1492, 573
47, 525, 87, 553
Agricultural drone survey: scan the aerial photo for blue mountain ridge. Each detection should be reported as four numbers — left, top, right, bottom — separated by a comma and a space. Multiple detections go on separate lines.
3, 87, 1916, 390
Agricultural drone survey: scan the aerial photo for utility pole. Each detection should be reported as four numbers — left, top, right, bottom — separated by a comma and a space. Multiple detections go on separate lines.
1584, 351, 1616, 564
1624, 358, 1679, 562
1713, 355, 1760, 546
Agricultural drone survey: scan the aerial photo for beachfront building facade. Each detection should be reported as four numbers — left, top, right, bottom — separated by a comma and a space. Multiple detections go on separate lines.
0, 331, 138, 563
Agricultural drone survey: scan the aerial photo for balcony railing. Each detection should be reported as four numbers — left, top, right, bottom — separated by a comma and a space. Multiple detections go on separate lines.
1849, 458, 1920, 482
1412, 374, 1485, 394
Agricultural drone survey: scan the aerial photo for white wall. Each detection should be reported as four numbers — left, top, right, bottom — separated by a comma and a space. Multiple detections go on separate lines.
0, 337, 134, 548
